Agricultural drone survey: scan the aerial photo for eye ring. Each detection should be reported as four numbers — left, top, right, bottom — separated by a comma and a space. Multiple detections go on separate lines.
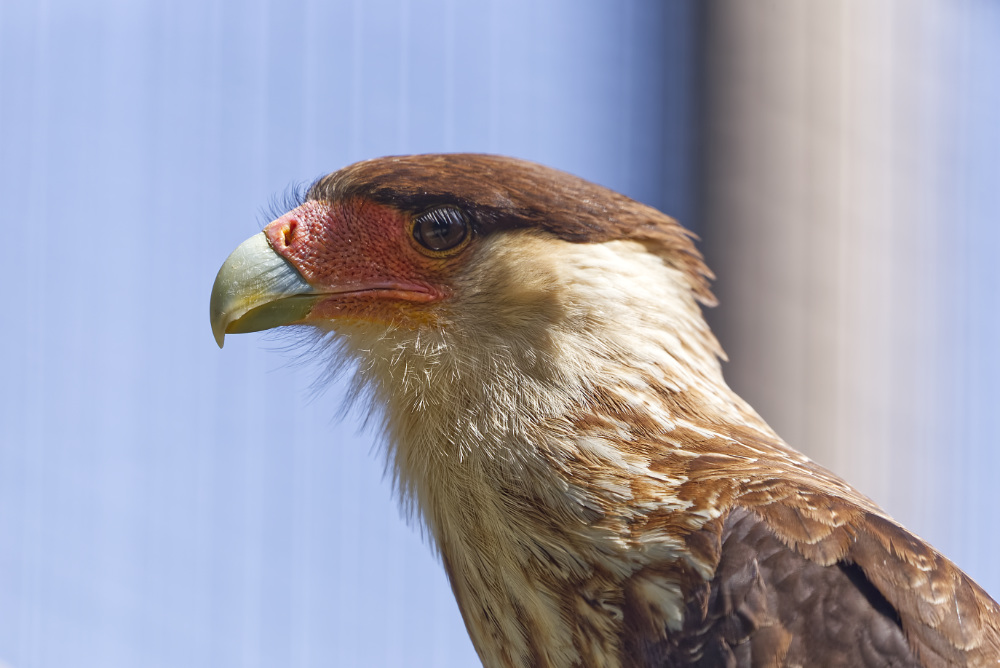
412, 206, 470, 252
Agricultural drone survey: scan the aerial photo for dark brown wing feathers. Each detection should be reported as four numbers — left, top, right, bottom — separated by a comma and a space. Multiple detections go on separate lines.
677, 508, 920, 667
622, 424, 1000, 667
753, 495, 1000, 665
562, 378, 1000, 667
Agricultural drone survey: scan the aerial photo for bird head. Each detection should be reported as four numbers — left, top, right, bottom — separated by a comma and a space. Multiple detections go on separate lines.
210, 153, 753, 575
210, 154, 733, 493
211, 154, 715, 352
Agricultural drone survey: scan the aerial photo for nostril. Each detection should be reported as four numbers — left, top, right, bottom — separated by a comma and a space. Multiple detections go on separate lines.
282, 220, 297, 247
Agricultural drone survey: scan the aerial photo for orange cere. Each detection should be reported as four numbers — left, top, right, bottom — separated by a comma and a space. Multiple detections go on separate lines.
263, 198, 451, 324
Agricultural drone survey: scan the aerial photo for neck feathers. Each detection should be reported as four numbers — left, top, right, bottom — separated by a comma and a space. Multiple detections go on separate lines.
327, 230, 765, 533
322, 231, 775, 667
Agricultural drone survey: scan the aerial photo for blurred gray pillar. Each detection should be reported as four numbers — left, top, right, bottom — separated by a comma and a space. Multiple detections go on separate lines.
700, 0, 1000, 593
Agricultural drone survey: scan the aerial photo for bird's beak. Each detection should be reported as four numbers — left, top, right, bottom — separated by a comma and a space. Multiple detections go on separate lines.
209, 232, 320, 348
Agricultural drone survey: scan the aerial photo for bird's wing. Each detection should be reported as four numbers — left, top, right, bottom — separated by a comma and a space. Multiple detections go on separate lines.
742, 498, 1000, 667
625, 506, 921, 667
621, 425, 1000, 667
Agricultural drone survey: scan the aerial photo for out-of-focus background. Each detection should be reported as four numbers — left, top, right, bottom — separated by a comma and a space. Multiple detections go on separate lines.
0, 1, 996, 666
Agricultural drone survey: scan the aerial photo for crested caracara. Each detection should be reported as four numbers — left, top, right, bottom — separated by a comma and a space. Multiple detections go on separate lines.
210, 154, 1000, 667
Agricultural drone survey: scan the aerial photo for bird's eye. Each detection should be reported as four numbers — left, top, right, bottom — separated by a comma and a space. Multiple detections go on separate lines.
412, 206, 469, 252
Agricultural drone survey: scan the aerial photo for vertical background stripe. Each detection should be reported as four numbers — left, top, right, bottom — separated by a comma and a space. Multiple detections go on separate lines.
701, 0, 1000, 595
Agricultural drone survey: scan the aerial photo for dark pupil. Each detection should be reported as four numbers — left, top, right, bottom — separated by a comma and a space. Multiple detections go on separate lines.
414, 207, 468, 251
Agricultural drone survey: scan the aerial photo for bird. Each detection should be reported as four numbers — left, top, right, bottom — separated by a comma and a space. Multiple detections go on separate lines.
210, 154, 1000, 667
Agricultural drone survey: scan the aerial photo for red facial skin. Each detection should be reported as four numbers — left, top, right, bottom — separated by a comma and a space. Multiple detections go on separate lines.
263, 198, 460, 326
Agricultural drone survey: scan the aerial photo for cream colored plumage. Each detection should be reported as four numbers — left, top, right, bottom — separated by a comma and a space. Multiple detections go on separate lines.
211, 154, 1000, 667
